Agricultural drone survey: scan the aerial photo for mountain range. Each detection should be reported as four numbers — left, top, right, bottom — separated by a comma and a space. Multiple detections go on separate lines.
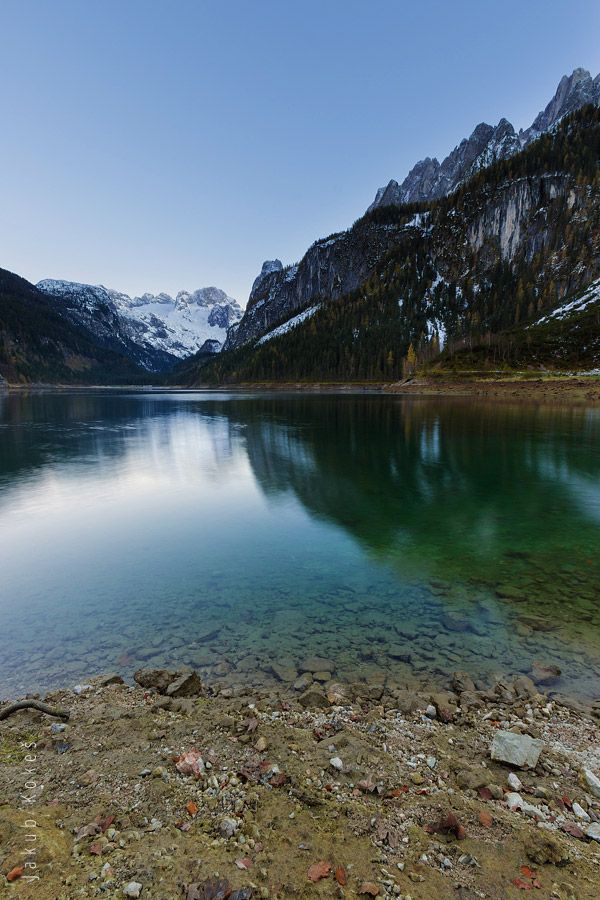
182, 67, 600, 383
1, 67, 599, 384
367, 67, 600, 210
0, 274, 242, 382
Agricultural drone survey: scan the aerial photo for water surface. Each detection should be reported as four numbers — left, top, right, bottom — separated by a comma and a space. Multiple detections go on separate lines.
1, 390, 599, 699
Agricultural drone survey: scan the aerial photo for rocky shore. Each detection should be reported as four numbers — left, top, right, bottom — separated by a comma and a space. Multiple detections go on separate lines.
1, 668, 600, 899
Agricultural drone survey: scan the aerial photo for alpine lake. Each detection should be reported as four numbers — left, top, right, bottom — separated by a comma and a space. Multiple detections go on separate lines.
1, 389, 599, 703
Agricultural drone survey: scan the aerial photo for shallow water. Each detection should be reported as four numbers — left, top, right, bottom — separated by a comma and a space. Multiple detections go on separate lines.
1, 390, 599, 700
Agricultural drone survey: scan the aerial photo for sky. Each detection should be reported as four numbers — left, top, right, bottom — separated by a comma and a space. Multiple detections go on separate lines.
1, 1, 599, 306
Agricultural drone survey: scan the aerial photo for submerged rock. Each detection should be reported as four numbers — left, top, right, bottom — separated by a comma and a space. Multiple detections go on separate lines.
490, 730, 543, 768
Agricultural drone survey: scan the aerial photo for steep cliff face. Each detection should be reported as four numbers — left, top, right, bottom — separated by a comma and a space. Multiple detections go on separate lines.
225, 220, 405, 350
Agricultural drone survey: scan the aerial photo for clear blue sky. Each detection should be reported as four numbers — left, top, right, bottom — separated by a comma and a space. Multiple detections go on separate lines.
1, 0, 598, 305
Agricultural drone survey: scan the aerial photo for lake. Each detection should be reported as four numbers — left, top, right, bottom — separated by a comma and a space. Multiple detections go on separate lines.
1, 390, 599, 701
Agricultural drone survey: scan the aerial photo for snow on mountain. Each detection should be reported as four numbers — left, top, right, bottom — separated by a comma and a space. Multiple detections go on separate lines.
255, 304, 321, 346
368, 68, 600, 211
36, 279, 242, 371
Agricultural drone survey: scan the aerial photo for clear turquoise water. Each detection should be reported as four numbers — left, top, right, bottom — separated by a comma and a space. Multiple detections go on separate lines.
0, 390, 599, 699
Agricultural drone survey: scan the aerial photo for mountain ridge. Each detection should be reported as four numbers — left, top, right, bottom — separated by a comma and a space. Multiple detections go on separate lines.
36, 279, 242, 372
368, 67, 600, 212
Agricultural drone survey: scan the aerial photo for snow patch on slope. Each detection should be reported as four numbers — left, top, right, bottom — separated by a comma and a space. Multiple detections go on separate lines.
256, 305, 321, 346
535, 279, 600, 324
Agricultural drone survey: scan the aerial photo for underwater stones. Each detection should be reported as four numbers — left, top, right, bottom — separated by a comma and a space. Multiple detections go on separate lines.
490, 730, 543, 769
194, 625, 222, 644
313, 670, 332, 683
441, 613, 472, 633
293, 672, 313, 692
269, 662, 298, 683
513, 675, 538, 698
530, 662, 562, 685
299, 656, 333, 673
495, 583, 526, 601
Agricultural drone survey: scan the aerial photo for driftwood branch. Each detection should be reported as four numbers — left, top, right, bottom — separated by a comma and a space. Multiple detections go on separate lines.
0, 700, 71, 722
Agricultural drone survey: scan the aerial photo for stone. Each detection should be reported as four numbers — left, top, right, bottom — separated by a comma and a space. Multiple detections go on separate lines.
490, 730, 543, 768
392, 690, 422, 714
572, 802, 590, 821
134, 668, 179, 694
505, 792, 547, 820
530, 662, 561, 685
430, 692, 458, 723
219, 817, 239, 839
585, 823, 600, 842
165, 671, 203, 698
94, 673, 125, 687
513, 675, 537, 698
313, 670, 332, 683
269, 663, 298, 683
299, 656, 333, 673
255, 736, 268, 752
123, 883, 142, 898
456, 767, 489, 791
582, 768, 600, 799
425, 704, 437, 719
329, 757, 343, 771
298, 687, 329, 709
507, 772, 523, 791
452, 671, 475, 693
293, 673, 313, 692
326, 682, 350, 705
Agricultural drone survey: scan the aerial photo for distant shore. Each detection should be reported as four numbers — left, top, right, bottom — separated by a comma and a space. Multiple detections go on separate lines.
3, 374, 600, 405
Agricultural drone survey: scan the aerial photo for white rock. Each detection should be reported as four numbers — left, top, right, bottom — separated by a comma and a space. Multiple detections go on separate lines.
505, 791, 524, 811
586, 822, 600, 842
490, 730, 543, 768
427, 756, 437, 770
572, 802, 590, 821
123, 884, 142, 899
425, 704, 437, 719
507, 772, 523, 791
329, 756, 343, 771
505, 791, 547, 820
583, 768, 600, 799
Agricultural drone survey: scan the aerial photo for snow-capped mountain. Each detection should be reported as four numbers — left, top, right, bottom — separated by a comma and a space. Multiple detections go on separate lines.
368, 67, 600, 211
36, 280, 242, 372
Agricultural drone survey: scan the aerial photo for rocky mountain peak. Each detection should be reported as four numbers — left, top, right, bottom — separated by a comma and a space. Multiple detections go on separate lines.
521, 67, 600, 142
368, 68, 600, 212
250, 260, 284, 296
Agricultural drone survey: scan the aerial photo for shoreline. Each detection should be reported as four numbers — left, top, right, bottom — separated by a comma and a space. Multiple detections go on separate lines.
2, 668, 600, 898
3, 374, 600, 405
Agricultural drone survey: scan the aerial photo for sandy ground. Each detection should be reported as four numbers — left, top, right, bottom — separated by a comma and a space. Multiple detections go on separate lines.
1, 669, 600, 900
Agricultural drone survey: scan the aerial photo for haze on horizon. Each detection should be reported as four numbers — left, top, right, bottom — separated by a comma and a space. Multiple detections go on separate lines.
1, 0, 599, 307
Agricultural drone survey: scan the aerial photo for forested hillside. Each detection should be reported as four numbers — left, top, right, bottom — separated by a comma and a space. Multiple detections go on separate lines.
0, 268, 145, 383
